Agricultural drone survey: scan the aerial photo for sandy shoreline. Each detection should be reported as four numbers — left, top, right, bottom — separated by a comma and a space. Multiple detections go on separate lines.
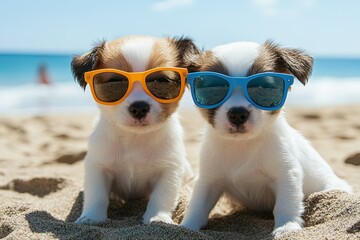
1, 106, 360, 239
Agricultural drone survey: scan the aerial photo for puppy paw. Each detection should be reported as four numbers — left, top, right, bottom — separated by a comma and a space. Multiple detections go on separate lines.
179, 221, 202, 231
75, 214, 107, 225
142, 211, 173, 224
272, 221, 302, 237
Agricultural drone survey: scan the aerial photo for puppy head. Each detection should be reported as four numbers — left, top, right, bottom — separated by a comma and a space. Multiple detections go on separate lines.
198, 41, 313, 140
72, 36, 200, 133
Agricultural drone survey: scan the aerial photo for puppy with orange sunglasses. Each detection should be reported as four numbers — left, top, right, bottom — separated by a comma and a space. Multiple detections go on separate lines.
72, 36, 198, 225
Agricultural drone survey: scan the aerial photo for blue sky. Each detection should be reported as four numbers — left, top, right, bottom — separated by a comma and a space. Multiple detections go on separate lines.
1, 0, 360, 57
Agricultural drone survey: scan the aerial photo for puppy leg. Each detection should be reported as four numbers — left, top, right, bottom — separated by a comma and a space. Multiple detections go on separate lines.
142, 172, 181, 224
183, 159, 194, 183
272, 169, 304, 237
180, 179, 222, 231
76, 164, 113, 225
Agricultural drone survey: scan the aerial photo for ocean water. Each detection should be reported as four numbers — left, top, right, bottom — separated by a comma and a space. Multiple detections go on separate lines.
0, 53, 359, 115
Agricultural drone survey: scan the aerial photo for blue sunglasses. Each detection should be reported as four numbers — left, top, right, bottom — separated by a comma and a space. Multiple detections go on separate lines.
187, 72, 294, 111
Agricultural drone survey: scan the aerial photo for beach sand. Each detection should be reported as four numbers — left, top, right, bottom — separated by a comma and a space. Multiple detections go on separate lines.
1, 106, 360, 239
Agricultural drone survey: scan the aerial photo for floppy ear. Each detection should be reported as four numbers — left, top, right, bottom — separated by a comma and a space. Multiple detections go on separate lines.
260, 41, 313, 85
278, 46, 313, 85
171, 36, 202, 72
71, 41, 105, 90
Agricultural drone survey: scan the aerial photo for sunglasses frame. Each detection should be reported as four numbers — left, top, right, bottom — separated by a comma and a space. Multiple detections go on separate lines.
84, 67, 188, 105
187, 72, 294, 110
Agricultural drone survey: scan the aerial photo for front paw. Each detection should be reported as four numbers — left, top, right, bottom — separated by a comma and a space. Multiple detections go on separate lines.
75, 213, 107, 225
272, 221, 302, 237
180, 220, 203, 231
142, 211, 173, 224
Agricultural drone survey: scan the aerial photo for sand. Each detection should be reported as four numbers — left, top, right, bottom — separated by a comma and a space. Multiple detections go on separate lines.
1, 106, 360, 239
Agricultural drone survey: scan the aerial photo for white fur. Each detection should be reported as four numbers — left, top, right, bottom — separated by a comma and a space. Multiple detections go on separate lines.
76, 37, 192, 225
181, 42, 352, 236
120, 37, 155, 72
212, 42, 260, 77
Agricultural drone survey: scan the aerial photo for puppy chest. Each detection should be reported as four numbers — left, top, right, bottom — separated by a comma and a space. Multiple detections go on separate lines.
110, 149, 163, 176
111, 171, 158, 199
106, 148, 165, 198
226, 168, 276, 211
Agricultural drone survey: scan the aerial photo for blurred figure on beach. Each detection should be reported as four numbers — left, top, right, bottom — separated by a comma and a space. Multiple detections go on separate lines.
38, 64, 51, 85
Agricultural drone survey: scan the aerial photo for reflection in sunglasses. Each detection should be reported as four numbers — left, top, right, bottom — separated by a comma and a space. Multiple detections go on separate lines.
146, 71, 181, 99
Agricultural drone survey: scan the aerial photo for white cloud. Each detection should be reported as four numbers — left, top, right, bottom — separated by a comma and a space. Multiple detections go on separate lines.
253, 0, 316, 17
254, 0, 279, 16
152, 0, 194, 12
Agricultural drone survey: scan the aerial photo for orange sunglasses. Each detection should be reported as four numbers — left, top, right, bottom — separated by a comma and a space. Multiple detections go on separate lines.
84, 67, 188, 105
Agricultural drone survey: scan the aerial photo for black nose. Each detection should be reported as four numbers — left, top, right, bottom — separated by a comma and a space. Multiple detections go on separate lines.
227, 107, 250, 126
128, 101, 150, 120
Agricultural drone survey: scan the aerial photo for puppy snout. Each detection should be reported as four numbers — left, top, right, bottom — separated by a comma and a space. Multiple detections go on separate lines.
129, 101, 150, 120
227, 107, 249, 126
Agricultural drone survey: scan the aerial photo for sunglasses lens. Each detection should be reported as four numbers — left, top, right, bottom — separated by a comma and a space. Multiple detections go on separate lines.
193, 75, 230, 106
93, 72, 129, 102
145, 71, 181, 99
247, 76, 284, 108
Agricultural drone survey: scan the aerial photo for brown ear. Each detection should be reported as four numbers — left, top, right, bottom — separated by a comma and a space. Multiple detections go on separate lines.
71, 41, 105, 90
279, 47, 313, 85
263, 41, 313, 85
171, 36, 202, 73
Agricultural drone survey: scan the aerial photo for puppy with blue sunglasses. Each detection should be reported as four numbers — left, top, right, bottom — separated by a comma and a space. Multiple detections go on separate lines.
181, 41, 352, 237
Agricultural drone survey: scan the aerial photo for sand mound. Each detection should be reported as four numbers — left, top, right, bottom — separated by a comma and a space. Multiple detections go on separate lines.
1, 185, 359, 239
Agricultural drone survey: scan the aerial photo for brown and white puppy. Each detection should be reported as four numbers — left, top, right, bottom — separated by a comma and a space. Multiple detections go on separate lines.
180, 41, 352, 236
72, 36, 199, 225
